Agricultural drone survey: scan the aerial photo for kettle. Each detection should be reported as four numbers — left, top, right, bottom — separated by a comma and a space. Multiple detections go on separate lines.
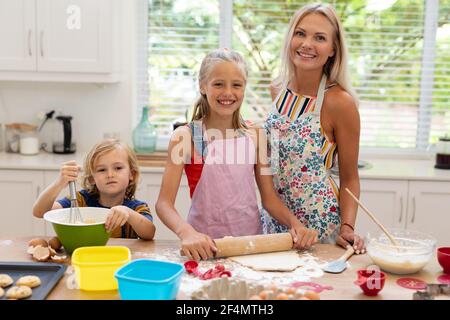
435, 136, 450, 169
53, 115, 76, 154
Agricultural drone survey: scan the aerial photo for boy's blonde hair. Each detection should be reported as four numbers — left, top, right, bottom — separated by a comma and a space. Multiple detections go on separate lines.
82, 139, 140, 199
274, 3, 358, 105
191, 48, 249, 130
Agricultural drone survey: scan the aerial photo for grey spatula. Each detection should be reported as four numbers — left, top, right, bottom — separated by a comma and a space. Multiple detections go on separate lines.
323, 245, 355, 274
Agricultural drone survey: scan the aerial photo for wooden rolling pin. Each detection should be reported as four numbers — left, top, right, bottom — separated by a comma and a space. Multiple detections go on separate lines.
181, 233, 294, 258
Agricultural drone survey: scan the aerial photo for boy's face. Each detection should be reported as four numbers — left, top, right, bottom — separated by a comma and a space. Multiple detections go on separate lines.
91, 147, 133, 198
201, 61, 246, 119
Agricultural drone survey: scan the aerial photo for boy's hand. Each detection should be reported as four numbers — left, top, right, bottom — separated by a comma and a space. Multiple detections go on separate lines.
289, 220, 318, 249
179, 227, 217, 261
58, 160, 80, 186
105, 206, 131, 233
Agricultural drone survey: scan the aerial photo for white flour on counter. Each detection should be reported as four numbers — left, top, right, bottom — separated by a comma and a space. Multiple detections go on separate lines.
132, 250, 328, 299
0, 240, 13, 246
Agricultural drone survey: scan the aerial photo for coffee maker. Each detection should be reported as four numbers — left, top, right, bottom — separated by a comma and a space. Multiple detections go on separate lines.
435, 136, 450, 169
53, 115, 76, 154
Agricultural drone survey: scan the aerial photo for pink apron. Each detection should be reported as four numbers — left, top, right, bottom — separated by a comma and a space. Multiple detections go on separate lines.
187, 133, 262, 239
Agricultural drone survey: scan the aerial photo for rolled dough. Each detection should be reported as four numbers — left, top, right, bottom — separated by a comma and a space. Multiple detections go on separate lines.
229, 250, 305, 271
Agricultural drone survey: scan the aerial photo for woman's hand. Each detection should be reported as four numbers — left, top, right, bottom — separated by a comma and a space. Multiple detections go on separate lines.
105, 206, 131, 233
336, 225, 365, 254
57, 160, 80, 186
289, 220, 319, 249
179, 227, 217, 261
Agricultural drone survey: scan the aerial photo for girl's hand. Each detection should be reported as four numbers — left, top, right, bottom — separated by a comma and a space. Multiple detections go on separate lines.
336, 226, 366, 254
180, 228, 217, 261
58, 161, 80, 186
289, 221, 319, 249
105, 206, 131, 233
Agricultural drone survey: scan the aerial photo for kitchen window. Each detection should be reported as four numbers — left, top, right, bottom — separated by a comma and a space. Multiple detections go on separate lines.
138, 0, 450, 153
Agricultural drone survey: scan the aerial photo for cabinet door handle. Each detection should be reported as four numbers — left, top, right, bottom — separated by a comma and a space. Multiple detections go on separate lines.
399, 196, 403, 223
28, 29, 32, 56
40, 31, 44, 57
411, 196, 416, 224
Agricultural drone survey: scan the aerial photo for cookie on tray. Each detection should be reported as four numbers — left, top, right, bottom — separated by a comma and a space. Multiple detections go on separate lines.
6, 286, 32, 300
0, 274, 13, 288
16, 275, 41, 288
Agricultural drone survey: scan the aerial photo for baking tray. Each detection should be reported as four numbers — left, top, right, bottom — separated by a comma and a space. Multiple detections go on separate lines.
0, 261, 67, 300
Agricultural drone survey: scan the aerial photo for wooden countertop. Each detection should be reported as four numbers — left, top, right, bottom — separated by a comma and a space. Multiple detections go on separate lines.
0, 237, 446, 300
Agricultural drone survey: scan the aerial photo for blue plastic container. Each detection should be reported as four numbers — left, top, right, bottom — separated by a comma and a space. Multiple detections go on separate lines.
114, 259, 184, 300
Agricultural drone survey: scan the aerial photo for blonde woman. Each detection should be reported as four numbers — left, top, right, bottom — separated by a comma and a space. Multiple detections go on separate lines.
33, 139, 155, 240
263, 3, 365, 253
156, 49, 317, 261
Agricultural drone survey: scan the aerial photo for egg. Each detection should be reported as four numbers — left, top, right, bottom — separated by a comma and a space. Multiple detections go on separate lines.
48, 237, 62, 251
275, 293, 289, 300
28, 238, 48, 248
304, 290, 320, 300
258, 290, 274, 300
32, 246, 50, 262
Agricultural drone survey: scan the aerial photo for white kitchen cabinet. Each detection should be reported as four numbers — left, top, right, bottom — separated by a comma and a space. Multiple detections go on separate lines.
355, 179, 408, 237
355, 179, 450, 246
407, 181, 450, 246
0, 0, 36, 70
0, 0, 120, 82
136, 173, 191, 241
0, 169, 46, 237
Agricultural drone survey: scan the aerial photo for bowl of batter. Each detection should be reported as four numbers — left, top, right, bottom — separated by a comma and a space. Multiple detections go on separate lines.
367, 228, 436, 275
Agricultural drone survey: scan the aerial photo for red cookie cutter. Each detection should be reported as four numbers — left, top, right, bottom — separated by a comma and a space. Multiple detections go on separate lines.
184, 261, 232, 280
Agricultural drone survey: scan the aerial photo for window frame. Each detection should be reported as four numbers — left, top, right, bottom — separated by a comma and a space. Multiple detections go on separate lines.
141, 0, 445, 158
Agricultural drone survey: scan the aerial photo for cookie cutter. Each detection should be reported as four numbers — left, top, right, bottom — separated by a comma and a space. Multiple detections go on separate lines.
291, 281, 333, 293
412, 283, 450, 300
184, 261, 232, 280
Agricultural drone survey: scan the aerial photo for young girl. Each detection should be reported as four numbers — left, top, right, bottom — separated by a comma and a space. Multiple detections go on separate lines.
33, 139, 155, 240
156, 48, 318, 261
263, 3, 365, 253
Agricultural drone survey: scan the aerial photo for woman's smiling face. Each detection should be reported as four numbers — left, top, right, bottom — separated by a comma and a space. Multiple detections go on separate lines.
290, 13, 335, 72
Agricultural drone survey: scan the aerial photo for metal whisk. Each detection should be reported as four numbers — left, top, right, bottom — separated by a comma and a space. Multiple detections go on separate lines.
69, 181, 83, 224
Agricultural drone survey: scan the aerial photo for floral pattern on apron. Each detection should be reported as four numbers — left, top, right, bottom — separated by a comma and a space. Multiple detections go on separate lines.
262, 75, 341, 241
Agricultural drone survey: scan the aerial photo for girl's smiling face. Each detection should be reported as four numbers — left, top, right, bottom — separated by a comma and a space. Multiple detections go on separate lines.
290, 13, 335, 72
91, 147, 133, 197
201, 61, 246, 119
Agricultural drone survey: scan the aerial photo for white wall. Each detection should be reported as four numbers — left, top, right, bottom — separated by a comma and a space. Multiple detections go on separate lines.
0, 1, 137, 153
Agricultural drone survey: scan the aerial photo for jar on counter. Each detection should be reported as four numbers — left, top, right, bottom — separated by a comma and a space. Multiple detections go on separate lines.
5, 123, 21, 153
0, 123, 4, 152
19, 125, 39, 155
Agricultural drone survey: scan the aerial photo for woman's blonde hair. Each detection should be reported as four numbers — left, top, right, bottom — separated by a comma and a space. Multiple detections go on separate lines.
191, 48, 249, 129
82, 139, 140, 199
274, 3, 358, 105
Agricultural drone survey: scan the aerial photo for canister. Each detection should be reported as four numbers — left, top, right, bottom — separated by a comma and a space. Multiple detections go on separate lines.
19, 125, 39, 155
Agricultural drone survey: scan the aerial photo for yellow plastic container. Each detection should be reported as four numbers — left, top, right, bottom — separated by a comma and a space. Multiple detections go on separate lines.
72, 246, 131, 291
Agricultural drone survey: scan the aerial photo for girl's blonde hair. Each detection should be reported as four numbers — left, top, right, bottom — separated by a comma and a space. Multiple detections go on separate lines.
274, 3, 358, 105
82, 139, 140, 199
191, 48, 249, 129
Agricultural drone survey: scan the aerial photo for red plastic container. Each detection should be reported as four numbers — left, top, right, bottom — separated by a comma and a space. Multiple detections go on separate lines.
437, 247, 450, 274
354, 269, 386, 296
